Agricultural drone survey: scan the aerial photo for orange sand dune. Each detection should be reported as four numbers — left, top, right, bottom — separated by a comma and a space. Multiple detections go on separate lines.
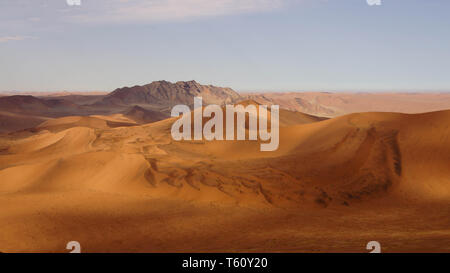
0, 108, 449, 252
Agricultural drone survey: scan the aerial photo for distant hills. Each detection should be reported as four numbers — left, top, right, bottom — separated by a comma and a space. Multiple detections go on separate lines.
0, 95, 82, 116
246, 92, 450, 117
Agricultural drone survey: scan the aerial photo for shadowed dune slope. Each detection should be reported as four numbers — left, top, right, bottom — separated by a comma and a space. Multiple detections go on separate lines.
124, 105, 169, 124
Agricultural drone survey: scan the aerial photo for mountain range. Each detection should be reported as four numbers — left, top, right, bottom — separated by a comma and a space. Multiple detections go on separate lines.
0, 80, 242, 133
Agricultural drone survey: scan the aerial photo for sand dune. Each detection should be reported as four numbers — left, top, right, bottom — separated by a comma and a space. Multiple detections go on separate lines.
123, 105, 169, 124
131, 110, 449, 205
0, 107, 449, 252
35, 115, 138, 132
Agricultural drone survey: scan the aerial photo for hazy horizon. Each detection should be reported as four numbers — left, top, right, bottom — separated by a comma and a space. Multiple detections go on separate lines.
1, 85, 450, 94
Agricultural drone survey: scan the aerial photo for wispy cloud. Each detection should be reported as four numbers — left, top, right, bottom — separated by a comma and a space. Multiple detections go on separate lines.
0, 35, 33, 43
69, 0, 286, 24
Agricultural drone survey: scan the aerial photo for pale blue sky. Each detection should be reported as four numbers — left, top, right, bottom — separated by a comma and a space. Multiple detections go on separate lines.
0, 0, 449, 92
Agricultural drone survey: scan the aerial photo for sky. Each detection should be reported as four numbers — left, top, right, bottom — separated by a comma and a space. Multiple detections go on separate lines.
0, 0, 449, 92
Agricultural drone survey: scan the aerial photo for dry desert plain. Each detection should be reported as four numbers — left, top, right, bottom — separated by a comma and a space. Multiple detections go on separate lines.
0, 89, 449, 253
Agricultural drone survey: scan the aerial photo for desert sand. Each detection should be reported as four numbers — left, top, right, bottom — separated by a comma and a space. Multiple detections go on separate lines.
0, 100, 449, 253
